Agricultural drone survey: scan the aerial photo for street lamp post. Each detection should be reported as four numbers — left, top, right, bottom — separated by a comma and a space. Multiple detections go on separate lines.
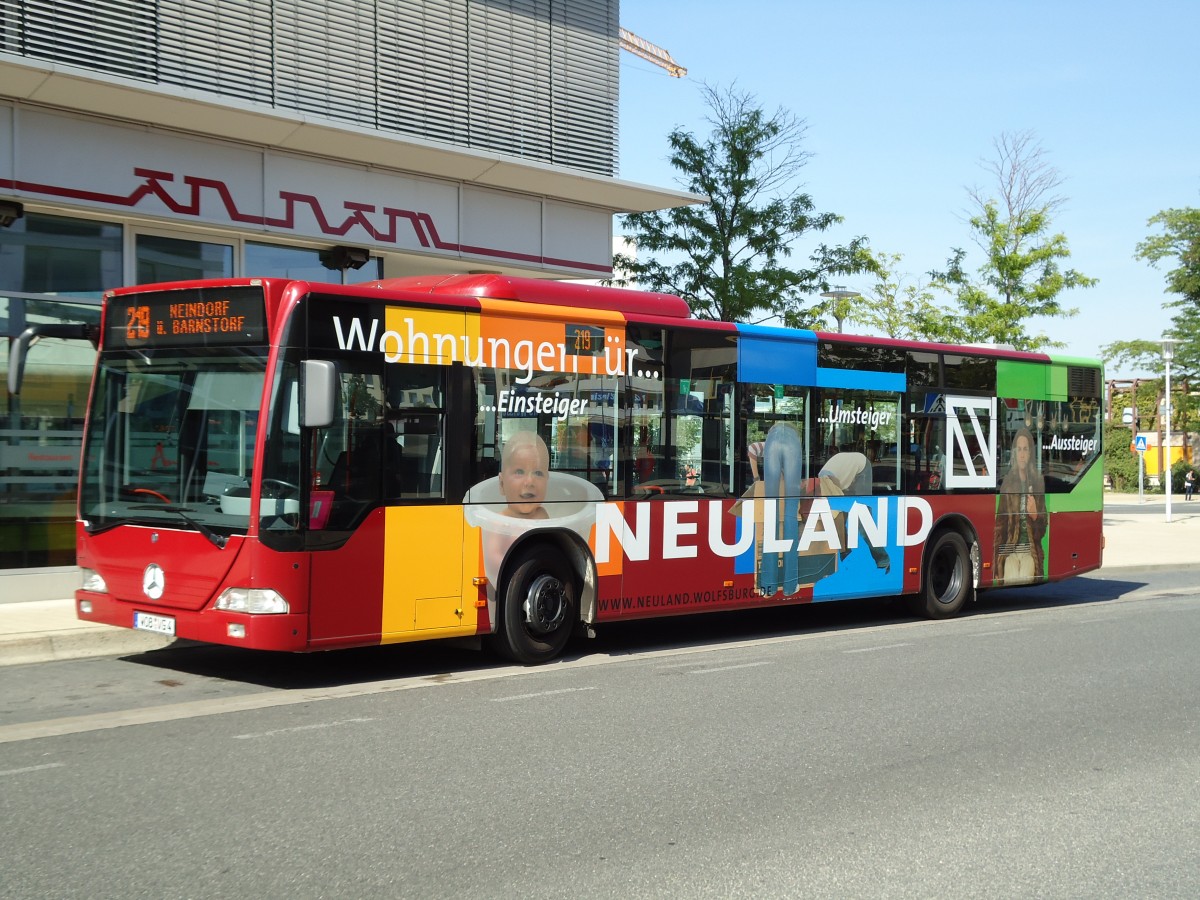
1162, 337, 1181, 523
819, 288, 862, 333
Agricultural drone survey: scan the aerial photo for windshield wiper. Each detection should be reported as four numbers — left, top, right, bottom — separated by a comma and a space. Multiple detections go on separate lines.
129, 504, 228, 549
83, 518, 126, 536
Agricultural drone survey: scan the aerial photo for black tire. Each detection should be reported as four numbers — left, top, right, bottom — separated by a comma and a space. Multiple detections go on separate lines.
492, 548, 577, 664
908, 530, 973, 619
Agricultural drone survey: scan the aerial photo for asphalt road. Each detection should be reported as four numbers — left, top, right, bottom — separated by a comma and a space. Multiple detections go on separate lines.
2, 572, 1198, 899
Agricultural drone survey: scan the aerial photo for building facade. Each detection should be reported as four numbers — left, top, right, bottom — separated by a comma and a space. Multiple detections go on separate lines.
1, 0, 697, 598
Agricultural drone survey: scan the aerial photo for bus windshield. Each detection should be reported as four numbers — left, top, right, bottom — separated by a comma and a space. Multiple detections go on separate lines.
79, 347, 283, 536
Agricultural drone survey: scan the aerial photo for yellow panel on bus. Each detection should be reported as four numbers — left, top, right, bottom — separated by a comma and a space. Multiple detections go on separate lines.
383, 307, 480, 366
381, 505, 478, 641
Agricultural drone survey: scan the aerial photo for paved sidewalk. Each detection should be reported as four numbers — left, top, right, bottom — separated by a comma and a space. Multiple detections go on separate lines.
2, 491, 1196, 667
1101, 490, 1200, 570
0, 598, 175, 667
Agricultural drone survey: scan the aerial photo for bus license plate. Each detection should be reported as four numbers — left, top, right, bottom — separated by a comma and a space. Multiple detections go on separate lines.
133, 612, 176, 636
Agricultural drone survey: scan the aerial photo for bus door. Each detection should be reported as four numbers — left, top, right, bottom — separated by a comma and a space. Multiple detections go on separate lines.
306, 358, 463, 643
381, 363, 463, 637
735, 327, 816, 596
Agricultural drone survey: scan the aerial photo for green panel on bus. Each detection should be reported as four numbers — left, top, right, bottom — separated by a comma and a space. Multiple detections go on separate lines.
1046, 460, 1104, 512
1047, 354, 1101, 368
1048, 364, 1070, 400
996, 359, 1048, 400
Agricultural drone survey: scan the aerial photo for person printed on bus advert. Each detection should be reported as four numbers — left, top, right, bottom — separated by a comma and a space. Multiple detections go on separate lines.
635, 424, 656, 483
497, 430, 550, 520
747, 439, 765, 482
756, 422, 803, 596
817, 451, 892, 574
993, 425, 1047, 586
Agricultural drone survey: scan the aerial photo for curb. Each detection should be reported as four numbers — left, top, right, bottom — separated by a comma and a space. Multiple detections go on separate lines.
1089, 561, 1200, 576
0, 627, 174, 667
0, 559, 1178, 667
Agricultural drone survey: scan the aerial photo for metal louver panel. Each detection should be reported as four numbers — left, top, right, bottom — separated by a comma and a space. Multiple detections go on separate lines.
466, 0, 554, 160
377, 0, 470, 145
550, 0, 617, 174
5, 0, 620, 176
1, 1, 20, 54
275, 0, 380, 127
156, 1, 275, 106
16, 0, 156, 80
1068, 366, 1102, 399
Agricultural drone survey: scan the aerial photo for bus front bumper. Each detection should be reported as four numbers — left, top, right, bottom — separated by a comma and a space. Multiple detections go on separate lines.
76, 591, 309, 652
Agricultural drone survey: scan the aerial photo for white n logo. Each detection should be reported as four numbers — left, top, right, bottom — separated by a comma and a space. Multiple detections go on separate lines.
945, 395, 997, 489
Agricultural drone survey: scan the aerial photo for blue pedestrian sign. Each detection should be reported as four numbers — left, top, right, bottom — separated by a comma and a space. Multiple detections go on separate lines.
1135, 435, 1148, 453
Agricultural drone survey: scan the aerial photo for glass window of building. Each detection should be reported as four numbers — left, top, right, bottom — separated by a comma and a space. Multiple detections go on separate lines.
246, 242, 382, 283
2, 212, 119, 571
0, 211, 122, 295
2, 297, 102, 568
137, 234, 233, 283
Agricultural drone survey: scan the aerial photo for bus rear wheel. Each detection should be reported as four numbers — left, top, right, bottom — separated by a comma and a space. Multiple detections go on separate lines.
494, 549, 577, 664
909, 530, 973, 619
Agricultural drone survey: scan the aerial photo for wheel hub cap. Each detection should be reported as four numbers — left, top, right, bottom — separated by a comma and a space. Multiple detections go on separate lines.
523, 574, 566, 634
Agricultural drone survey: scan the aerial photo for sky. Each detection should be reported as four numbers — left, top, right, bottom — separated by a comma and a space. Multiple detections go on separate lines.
616, 0, 1200, 378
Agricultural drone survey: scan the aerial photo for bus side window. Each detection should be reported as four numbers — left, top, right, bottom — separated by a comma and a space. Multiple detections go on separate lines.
318, 366, 386, 528
385, 365, 446, 500
908, 417, 945, 492
662, 332, 736, 496
326, 421, 383, 501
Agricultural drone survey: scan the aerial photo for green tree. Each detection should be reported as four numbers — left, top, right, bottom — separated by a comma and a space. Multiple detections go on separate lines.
1098, 338, 1164, 377
1127, 206, 1200, 379
1135, 206, 1200, 305
931, 131, 1096, 350
1098, 344, 1197, 480
1104, 205, 1200, 450
613, 84, 871, 325
843, 250, 958, 340
1103, 423, 1139, 492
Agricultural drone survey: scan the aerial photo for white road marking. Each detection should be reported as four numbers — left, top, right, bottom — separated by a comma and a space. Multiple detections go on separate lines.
492, 687, 597, 702
233, 717, 375, 739
688, 662, 771, 674
843, 643, 912, 654
965, 628, 1031, 636
0, 762, 66, 776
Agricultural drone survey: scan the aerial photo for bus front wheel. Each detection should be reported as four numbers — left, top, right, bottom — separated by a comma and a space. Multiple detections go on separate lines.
494, 549, 577, 664
909, 530, 973, 619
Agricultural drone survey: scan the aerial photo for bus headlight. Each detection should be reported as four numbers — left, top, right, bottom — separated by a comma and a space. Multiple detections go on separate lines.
81, 568, 107, 593
215, 588, 290, 614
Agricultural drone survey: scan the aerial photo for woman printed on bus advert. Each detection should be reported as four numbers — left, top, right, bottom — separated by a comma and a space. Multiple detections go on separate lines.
992, 425, 1047, 586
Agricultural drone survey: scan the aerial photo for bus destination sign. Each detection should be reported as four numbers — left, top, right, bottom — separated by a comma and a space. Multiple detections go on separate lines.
109, 287, 267, 348
565, 323, 604, 356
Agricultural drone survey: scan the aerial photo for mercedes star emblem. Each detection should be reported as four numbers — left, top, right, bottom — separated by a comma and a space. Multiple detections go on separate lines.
142, 563, 165, 600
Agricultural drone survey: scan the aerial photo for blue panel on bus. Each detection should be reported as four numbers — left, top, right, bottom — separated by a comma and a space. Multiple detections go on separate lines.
815, 367, 906, 393
810, 495, 905, 602
736, 324, 817, 385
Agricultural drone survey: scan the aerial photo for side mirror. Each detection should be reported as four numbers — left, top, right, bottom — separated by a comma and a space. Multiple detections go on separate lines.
300, 360, 337, 428
8, 323, 96, 395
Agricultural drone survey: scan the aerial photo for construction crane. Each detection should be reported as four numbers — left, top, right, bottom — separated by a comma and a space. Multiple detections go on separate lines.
619, 28, 687, 78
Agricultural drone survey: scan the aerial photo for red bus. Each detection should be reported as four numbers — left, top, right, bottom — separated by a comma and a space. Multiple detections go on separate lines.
18, 274, 1104, 663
